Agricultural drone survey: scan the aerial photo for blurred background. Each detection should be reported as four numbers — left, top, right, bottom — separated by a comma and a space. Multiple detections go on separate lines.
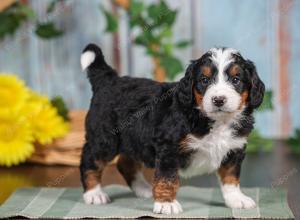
0, 0, 300, 217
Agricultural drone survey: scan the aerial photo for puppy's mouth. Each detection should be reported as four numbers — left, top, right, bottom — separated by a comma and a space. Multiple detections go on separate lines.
210, 107, 232, 114
205, 109, 236, 122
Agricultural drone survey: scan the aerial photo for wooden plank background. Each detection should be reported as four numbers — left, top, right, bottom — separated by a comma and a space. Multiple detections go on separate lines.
0, 0, 299, 138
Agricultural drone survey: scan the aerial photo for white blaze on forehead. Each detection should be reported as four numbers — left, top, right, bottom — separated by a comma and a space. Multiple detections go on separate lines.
209, 48, 238, 79
208, 48, 238, 88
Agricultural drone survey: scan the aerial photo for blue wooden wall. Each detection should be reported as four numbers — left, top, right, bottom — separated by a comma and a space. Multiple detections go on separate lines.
0, 0, 299, 138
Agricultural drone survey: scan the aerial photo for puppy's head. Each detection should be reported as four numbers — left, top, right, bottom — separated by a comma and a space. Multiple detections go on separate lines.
179, 47, 265, 119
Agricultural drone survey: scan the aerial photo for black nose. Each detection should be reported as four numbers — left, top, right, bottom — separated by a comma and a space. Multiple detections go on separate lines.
212, 96, 227, 107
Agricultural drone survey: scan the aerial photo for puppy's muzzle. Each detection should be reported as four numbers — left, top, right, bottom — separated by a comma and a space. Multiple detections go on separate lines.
212, 96, 227, 107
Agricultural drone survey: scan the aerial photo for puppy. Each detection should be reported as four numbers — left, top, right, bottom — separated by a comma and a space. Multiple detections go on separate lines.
80, 44, 265, 214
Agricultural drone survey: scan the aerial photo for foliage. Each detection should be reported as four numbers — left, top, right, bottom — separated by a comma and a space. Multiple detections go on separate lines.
160, 56, 183, 79
100, 6, 118, 32
0, 2, 34, 39
286, 129, 300, 154
35, 0, 65, 39
51, 96, 70, 121
0, 0, 64, 41
247, 129, 273, 152
258, 90, 273, 112
35, 22, 63, 39
102, 0, 191, 80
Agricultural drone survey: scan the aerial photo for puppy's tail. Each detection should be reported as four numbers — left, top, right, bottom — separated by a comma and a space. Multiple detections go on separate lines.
80, 43, 117, 86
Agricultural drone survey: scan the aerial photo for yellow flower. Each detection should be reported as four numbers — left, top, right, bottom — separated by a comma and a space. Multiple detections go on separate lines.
0, 74, 29, 117
0, 74, 70, 166
24, 92, 69, 144
0, 115, 34, 167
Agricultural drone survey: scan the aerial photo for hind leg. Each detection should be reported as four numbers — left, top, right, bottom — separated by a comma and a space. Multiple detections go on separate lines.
80, 142, 115, 204
117, 155, 152, 198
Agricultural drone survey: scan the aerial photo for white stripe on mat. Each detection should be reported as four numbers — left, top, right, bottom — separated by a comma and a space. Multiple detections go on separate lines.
199, 188, 214, 218
19, 188, 65, 218
256, 187, 261, 218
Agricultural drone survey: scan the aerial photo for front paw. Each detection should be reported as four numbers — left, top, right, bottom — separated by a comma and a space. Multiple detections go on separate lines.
224, 192, 256, 209
153, 200, 183, 214
83, 185, 111, 205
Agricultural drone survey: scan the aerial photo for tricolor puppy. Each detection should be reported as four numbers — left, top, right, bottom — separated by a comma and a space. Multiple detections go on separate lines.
80, 44, 265, 214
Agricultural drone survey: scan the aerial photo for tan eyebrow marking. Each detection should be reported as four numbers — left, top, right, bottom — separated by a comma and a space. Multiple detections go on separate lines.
228, 64, 240, 76
201, 66, 212, 77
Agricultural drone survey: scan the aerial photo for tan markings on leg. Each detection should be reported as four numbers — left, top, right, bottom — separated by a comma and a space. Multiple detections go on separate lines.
239, 91, 249, 109
228, 64, 240, 76
201, 66, 212, 77
153, 177, 180, 202
84, 160, 107, 191
218, 165, 240, 185
117, 155, 142, 186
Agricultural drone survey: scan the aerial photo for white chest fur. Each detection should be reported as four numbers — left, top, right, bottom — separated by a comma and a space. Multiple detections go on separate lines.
179, 120, 247, 178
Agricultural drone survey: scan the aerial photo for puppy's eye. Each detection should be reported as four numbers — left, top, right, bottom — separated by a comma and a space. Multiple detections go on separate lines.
200, 77, 210, 85
232, 76, 240, 85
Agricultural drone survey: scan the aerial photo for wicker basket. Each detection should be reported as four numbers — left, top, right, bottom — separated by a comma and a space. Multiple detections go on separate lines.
28, 111, 86, 166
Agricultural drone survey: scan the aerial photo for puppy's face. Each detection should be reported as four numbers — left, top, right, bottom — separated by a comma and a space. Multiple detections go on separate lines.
191, 48, 265, 119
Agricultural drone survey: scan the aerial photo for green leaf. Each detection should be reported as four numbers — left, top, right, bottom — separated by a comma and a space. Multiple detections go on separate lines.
129, 0, 144, 18
163, 10, 177, 26
158, 0, 177, 26
159, 27, 172, 38
147, 4, 161, 20
129, 16, 140, 28
286, 129, 300, 154
176, 40, 191, 48
159, 0, 170, 14
47, 1, 56, 14
258, 90, 273, 112
0, 14, 19, 38
145, 46, 161, 57
247, 129, 273, 152
160, 56, 183, 80
35, 22, 63, 39
51, 96, 69, 121
47, 0, 64, 14
0, 3, 33, 39
18, 4, 35, 18
162, 42, 173, 55
100, 6, 118, 33
135, 30, 158, 46
134, 35, 147, 46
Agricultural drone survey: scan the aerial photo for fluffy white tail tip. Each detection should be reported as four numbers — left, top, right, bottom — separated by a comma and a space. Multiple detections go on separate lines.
81, 51, 96, 71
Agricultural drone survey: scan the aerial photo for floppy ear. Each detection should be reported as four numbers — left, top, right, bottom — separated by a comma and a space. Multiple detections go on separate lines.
246, 60, 265, 109
177, 62, 195, 106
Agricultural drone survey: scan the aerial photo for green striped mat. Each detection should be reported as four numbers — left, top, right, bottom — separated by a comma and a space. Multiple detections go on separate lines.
0, 185, 294, 219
